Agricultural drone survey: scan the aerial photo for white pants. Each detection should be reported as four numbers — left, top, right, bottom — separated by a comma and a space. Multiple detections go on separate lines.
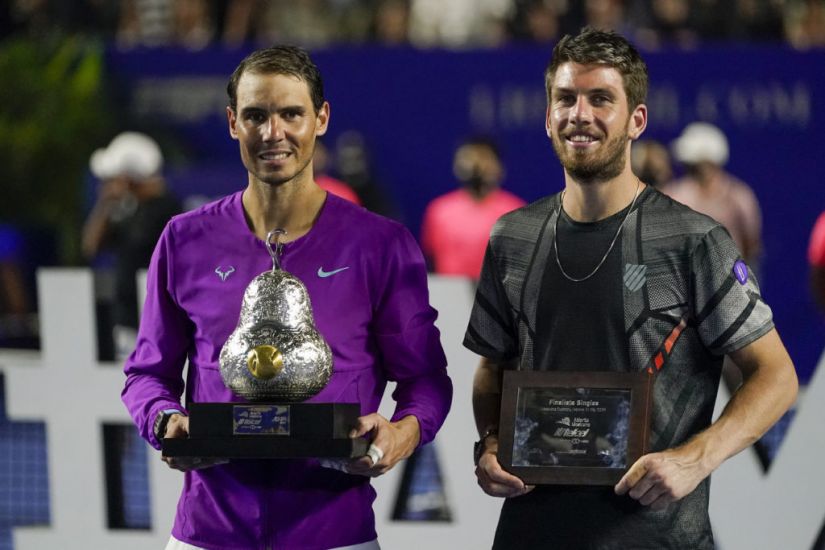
166, 535, 381, 550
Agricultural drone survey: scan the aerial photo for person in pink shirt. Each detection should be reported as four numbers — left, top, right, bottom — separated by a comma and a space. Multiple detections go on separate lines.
662, 122, 762, 266
421, 137, 525, 279
662, 123, 764, 391
808, 211, 825, 311
313, 139, 362, 205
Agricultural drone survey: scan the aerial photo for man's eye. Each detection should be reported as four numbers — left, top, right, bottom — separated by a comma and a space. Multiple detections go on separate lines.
245, 112, 265, 123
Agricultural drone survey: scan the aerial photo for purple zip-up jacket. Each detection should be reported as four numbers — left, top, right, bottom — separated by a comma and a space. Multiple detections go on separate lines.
122, 192, 452, 550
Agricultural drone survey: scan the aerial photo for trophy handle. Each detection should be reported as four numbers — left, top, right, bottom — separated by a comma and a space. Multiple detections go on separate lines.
265, 228, 287, 271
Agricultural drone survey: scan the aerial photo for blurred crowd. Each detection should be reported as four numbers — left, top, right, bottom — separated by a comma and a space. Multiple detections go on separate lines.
2, 0, 824, 50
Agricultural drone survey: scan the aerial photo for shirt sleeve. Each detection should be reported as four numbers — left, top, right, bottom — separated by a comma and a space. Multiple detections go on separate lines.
808, 212, 825, 267
690, 225, 774, 356
121, 222, 190, 449
371, 225, 452, 447
463, 239, 519, 361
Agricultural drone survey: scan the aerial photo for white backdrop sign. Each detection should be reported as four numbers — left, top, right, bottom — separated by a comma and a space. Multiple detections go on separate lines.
0, 269, 818, 550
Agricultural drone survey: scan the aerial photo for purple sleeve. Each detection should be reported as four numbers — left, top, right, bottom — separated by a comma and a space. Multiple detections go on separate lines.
371, 225, 452, 447
121, 223, 190, 449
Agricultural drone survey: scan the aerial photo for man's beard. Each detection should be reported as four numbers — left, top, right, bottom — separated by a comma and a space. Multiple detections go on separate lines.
551, 124, 629, 184
254, 152, 313, 187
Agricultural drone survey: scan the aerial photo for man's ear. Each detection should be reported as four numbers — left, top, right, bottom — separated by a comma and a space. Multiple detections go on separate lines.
316, 101, 330, 137
227, 106, 238, 140
629, 103, 648, 140
545, 105, 553, 139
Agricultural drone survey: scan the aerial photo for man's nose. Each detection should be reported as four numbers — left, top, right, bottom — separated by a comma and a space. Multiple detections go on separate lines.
570, 96, 593, 124
262, 116, 285, 141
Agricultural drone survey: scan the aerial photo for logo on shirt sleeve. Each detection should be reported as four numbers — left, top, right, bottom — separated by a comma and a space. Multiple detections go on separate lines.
733, 260, 748, 285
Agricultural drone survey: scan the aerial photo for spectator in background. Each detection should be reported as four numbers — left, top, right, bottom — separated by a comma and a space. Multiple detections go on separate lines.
313, 139, 362, 205
584, 0, 627, 33
634, 0, 698, 49
785, 0, 825, 49
687, 0, 730, 41
808, 211, 825, 311
117, 0, 214, 50
335, 130, 399, 218
663, 122, 762, 392
408, 0, 512, 47
173, 0, 214, 49
0, 225, 35, 346
508, 0, 561, 43
728, 0, 785, 42
630, 139, 673, 189
663, 122, 762, 266
254, 0, 337, 48
523, 0, 560, 42
420, 137, 525, 279
222, 0, 341, 48
0, 226, 28, 321
221, 0, 255, 46
371, 0, 411, 45
82, 132, 181, 359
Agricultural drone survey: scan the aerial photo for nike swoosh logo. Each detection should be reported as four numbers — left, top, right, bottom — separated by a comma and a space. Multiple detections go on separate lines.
317, 266, 350, 278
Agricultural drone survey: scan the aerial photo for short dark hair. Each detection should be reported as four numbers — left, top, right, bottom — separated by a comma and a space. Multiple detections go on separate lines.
545, 28, 648, 109
459, 136, 502, 160
227, 45, 325, 113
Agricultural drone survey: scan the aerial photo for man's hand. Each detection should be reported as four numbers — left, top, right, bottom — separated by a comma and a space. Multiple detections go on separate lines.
615, 328, 798, 510
614, 445, 710, 510
475, 435, 533, 498
161, 414, 229, 472
346, 413, 420, 477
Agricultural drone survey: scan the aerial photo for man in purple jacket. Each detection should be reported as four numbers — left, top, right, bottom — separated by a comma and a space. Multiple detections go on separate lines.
122, 46, 452, 550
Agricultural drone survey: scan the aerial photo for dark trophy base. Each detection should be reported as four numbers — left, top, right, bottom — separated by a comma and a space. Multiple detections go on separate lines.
162, 402, 368, 459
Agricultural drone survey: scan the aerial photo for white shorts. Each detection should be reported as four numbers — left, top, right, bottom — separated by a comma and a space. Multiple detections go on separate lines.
166, 535, 381, 550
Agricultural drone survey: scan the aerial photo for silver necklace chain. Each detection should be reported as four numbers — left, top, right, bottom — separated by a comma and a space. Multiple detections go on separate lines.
553, 179, 642, 283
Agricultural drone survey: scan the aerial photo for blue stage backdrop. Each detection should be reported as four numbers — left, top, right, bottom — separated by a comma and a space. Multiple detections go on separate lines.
104, 45, 825, 382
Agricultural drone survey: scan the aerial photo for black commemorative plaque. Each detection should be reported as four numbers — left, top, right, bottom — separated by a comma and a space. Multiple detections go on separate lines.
498, 371, 652, 485
162, 402, 368, 459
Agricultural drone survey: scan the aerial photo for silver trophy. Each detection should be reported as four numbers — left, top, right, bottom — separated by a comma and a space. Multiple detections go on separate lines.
219, 229, 333, 401
162, 229, 366, 459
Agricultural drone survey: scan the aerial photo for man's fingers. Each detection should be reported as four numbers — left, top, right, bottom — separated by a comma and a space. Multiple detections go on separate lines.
475, 453, 531, 497
350, 413, 382, 439
615, 456, 649, 495
485, 465, 524, 488
164, 415, 189, 439
638, 484, 668, 507
366, 443, 384, 466
476, 467, 533, 498
347, 455, 389, 477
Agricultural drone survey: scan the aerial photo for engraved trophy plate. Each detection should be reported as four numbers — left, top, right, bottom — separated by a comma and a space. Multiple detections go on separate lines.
162, 229, 366, 459
233, 405, 291, 436
498, 370, 652, 485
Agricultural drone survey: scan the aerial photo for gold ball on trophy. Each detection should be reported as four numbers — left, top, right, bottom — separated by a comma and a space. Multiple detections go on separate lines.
246, 345, 284, 380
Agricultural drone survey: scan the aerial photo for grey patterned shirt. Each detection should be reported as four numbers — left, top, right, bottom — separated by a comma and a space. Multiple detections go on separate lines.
465, 187, 773, 549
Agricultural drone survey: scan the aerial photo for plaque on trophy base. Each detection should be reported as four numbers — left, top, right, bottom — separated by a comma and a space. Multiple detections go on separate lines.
498, 370, 652, 485
162, 402, 368, 459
